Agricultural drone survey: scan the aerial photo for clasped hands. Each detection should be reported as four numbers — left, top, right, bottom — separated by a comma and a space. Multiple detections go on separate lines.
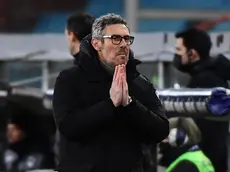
109, 64, 131, 107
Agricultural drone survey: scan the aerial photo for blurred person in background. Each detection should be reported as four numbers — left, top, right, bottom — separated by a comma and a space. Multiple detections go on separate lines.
173, 28, 230, 172
65, 12, 95, 63
159, 117, 214, 172
0, 108, 54, 172
53, 13, 169, 172
54, 12, 95, 165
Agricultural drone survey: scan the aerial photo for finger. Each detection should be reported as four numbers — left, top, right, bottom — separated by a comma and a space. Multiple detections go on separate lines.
116, 65, 121, 77
121, 74, 126, 91
119, 65, 126, 84
123, 64, 126, 74
123, 65, 127, 81
116, 65, 122, 84
113, 66, 118, 82
118, 65, 124, 81
119, 64, 123, 74
121, 64, 125, 74
118, 74, 123, 89
122, 74, 128, 105
117, 66, 125, 87
122, 74, 128, 92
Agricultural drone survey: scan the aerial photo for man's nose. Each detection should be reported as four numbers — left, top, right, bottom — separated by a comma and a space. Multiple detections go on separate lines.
120, 38, 128, 47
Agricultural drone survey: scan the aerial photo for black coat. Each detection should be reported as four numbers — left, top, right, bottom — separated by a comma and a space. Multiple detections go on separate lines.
187, 55, 230, 172
52, 35, 169, 172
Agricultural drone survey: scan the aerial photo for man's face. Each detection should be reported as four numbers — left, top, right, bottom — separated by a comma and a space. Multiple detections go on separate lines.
6, 124, 25, 144
175, 38, 189, 65
65, 28, 80, 55
94, 24, 132, 67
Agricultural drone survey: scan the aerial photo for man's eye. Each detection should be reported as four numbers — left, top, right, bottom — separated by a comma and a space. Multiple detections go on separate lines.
112, 35, 121, 41
124, 36, 130, 40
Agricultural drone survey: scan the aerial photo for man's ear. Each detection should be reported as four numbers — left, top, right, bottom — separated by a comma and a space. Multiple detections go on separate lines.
70, 32, 78, 42
190, 49, 199, 61
91, 39, 101, 51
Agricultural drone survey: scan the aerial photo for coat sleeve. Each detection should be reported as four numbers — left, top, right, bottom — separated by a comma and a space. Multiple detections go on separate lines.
53, 69, 116, 140
170, 160, 199, 172
124, 75, 169, 144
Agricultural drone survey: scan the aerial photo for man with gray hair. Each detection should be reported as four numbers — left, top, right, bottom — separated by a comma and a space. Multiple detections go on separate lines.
53, 13, 169, 172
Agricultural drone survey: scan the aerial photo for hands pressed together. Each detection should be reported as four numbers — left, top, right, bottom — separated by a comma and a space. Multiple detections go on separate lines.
109, 64, 131, 107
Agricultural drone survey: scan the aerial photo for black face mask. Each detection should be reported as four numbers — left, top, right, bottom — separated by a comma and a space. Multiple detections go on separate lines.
173, 54, 194, 73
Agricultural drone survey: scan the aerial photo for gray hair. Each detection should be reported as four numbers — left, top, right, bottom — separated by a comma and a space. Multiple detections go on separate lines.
92, 13, 128, 39
169, 117, 201, 145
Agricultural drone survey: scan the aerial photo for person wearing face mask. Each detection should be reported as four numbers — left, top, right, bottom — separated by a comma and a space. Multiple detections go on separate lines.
173, 28, 230, 172
52, 13, 169, 172
159, 117, 214, 172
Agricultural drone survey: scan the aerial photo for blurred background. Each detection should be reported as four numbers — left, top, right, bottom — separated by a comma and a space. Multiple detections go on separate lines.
0, 0, 230, 171
1, 0, 230, 90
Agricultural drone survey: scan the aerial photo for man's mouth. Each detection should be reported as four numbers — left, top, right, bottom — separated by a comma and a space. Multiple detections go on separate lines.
117, 52, 127, 56
118, 54, 126, 57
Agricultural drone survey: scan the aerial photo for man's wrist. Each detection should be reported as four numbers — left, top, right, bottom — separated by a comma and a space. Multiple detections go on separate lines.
128, 96, 132, 104
123, 96, 132, 106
